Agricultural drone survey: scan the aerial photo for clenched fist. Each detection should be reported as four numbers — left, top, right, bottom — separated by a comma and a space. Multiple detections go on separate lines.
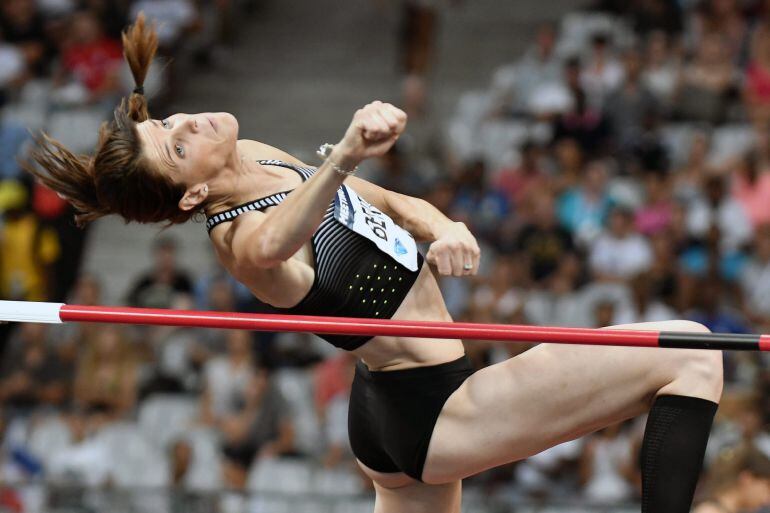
336, 101, 408, 162
426, 222, 481, 277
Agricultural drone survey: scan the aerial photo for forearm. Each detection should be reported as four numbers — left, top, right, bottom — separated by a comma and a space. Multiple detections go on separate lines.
391, 193, 454, 243
260, 147, 358, 261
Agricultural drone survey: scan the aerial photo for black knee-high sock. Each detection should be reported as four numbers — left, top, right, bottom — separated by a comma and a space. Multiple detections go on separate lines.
641, 395, 718, 513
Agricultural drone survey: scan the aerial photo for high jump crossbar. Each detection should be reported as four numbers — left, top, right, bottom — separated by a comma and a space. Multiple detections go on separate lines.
0, 300, 767, 351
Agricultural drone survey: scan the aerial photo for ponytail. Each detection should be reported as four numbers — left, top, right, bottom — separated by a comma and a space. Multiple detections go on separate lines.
24, 13, 192, 227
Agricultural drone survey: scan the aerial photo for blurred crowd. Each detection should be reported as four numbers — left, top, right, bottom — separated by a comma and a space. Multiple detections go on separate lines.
4, 0, 770, 512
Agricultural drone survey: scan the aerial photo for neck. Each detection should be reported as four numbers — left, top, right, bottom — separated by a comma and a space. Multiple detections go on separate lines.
202, 144, 290, 216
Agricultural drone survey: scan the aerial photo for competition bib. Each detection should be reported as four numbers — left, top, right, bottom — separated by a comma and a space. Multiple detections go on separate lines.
333, 185, 419, 271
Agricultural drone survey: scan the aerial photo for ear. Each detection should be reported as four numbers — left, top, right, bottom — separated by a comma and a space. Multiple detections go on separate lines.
178, 183, 209, 211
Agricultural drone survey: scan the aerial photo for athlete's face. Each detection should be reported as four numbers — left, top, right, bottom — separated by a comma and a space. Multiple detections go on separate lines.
136, 112, 239, 208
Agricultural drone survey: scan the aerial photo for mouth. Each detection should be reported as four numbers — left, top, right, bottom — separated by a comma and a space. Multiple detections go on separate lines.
207, 116, 216, 133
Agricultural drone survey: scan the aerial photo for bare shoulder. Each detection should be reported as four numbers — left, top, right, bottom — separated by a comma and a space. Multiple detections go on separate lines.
208, 212, 266, 273
237, 139, 308, 167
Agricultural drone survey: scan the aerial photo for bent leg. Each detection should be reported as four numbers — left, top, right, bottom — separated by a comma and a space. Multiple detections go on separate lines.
422, 320, 723, 484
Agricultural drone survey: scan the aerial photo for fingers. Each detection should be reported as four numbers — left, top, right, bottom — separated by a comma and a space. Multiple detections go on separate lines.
358, 101, 407, 141
426, 246, 452, 276
427, 241, 481, 277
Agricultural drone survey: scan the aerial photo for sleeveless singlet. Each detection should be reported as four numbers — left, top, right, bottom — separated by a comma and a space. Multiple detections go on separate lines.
206, 160, 425, 350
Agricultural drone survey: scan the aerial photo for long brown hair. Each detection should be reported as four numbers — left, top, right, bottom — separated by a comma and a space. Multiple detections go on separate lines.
24, 13, 193, 227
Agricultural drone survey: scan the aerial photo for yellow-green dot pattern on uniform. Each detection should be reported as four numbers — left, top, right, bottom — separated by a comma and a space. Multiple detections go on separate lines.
362, 299, 366, 303
356, 274, 360, 278
375, 311, 379, 316
391, 289, 395, 292
349, 285, 353, 289
359, 287, 363, 291
398, 277, 402, 281
377, 276, 381, 280
367, 275, 370, 279
373, 299, 377, 303
383, 300, 388, 304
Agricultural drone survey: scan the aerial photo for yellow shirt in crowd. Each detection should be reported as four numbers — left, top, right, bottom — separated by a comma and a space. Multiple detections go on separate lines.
0, 214, 60, 301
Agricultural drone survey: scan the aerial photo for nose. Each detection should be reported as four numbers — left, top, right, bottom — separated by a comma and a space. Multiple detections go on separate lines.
187, 116, 198, 133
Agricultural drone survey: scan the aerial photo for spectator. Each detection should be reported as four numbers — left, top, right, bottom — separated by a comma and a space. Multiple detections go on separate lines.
514, 191, 574, 283
550, 137, 584, 194
0, 183, 60, 301
642, 31, 681, 109
613, 272, 676, 324
552, 57, 611, 156
127, 236, 194, 309
493, 141, 550, 209
580, 422, 636, 504
314, 353, 356, 468
200, 330, 257, 425
51, 9, 123, 107
731, 150, 770, 229
219, 371, 294, 489
524, 253, 587, 327
745, 15, 770, 125
0, 323, 70, 414
673, 129, 713, 204
73, 324, 138, 420
604, 47, 659, 153
557, 159, 614, 245
491, 22, 562, 117
0, 117, 30, 181
580, 32, 624, 109
635, 170, 673, 236
674, 32, 737, 124
589, 207, 653, 282
449, 160, 511, 241
0, 35, 26, 98
687, 275, 751, 334
689, 0, 748, 65
0, 0, 53, 77
693, 444, 770, 513
687, 174, 752, 254
740, 225, 770, 330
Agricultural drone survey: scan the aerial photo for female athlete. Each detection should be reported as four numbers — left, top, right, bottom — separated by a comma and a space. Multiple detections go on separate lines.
27, 16, 722, 513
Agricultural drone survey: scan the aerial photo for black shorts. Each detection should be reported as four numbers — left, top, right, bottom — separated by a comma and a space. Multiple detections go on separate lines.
348, 355, 473, 481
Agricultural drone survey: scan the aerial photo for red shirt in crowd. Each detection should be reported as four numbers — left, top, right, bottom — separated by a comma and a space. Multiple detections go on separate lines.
62, 37, 122, 93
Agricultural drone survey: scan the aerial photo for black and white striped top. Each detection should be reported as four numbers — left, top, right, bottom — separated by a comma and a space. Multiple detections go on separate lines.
205, 160, 424, 351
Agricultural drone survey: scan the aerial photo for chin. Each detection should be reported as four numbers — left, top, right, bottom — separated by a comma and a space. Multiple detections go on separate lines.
219, 112, 239, 138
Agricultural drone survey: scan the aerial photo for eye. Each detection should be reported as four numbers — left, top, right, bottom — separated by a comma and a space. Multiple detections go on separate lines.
175, 144, 184, 157
161, 119, 170, 128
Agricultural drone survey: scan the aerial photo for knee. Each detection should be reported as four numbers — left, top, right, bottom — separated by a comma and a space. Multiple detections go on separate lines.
668, 348, 724, 402
663, 322, 724, 401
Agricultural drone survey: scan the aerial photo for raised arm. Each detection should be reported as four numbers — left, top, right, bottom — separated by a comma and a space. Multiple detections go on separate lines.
232, 101, 407, 269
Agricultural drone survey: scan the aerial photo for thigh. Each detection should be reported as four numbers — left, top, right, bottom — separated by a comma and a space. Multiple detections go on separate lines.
422, 321, 711, 484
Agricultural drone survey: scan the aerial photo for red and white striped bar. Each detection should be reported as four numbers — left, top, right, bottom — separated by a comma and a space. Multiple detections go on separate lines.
1, 300, 769, 351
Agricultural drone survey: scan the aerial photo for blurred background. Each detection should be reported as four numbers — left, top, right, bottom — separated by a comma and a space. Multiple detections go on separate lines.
2, 0, 770, 512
